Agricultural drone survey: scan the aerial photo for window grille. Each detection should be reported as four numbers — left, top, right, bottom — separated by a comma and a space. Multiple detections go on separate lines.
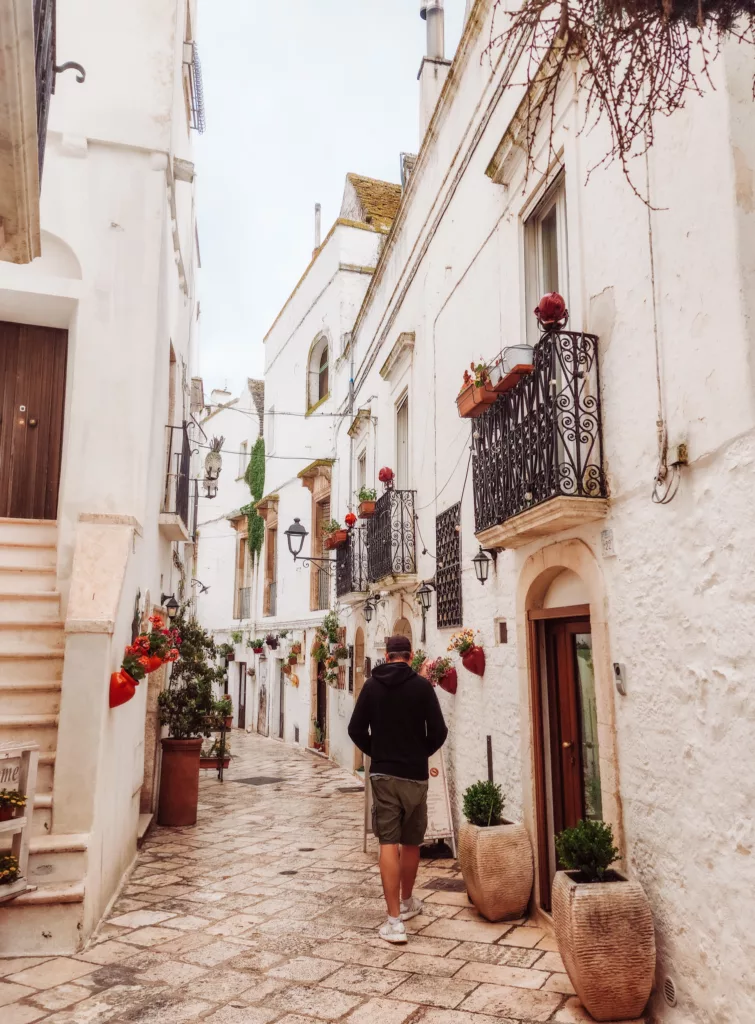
436, 502, 462, 629
187, 41, 206, 134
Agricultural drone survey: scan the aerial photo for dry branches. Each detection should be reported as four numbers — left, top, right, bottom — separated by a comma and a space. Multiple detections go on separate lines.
486, 0, 755, 200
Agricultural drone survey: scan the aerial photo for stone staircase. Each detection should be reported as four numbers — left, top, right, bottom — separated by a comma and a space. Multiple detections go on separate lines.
0, 518, 87, 953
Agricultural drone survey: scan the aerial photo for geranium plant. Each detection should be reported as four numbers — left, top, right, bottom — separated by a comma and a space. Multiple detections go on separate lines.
157, 612, 224, 740
0, 854, 20, 886
460, 361, 491, 395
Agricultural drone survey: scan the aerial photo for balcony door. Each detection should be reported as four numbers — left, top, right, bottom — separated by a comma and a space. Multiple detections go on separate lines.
531, 608, 602, 909
0, 321, 68, 519
396, 394, 409, 489
237, 663, 247, 730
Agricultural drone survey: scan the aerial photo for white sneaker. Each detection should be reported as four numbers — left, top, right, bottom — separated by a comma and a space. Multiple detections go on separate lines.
379, 919, 408, 944
400, 897, 423, 921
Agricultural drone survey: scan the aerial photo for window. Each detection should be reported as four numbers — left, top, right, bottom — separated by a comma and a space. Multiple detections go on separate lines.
307, 335, 330, 410
396, 395, 409, 489
436, 503, 462, 628
264, 527, 277, 616
525, 176, 568, 343
312, 499, 330, 611
357, 451, 367, 494
238, 441, 248, 479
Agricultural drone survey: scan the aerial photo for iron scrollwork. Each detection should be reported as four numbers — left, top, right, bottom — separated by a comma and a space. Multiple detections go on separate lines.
436, 503, 462, 629
336, 528, 369, 597
366, 490, 417, 582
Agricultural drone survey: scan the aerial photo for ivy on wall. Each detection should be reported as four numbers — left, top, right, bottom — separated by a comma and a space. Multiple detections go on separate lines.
242, 438, 266, 559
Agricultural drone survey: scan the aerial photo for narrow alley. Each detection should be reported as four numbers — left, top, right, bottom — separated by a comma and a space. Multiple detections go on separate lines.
0, 732, 614, 1024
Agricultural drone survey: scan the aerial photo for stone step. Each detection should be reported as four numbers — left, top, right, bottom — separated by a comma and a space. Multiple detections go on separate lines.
0, 565, 57, 593
0, 680, 62, 715
0, 621, 65, 651
0, 650, 64, 684
0, 542, 57, 569
0, 713, 59, 752
0, 592, 61, 622
27, 833, 88, 886
36, 751, 56, 792
0, 882, 85, 956
0, 518, 58, 547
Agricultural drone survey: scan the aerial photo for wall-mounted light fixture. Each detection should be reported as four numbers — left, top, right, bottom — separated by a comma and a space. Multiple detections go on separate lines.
161, 593, 180, 618
472, 546, 498, 586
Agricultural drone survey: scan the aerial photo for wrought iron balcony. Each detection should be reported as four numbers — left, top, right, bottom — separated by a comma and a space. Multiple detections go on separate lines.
160, 423, 192, 541
473, 329, 608, 548
366, 489, 417, 582
336, 527, 369, 598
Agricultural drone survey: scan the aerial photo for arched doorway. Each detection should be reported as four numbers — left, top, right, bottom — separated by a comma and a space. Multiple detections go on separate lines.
310, 635, 327, 751
393, 617, 413, 648
353, 627, 366, 770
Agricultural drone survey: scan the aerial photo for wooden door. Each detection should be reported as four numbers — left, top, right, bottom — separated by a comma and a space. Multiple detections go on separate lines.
278, 663, 285, 739
539, 616, 602, 903
237, 663, 246, 730
316, 661, 327, 741
0, 321, 68, 519
353, 628, 366, 770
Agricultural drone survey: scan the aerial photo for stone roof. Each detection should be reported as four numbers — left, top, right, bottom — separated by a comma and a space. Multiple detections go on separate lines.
344, 174, 402, 232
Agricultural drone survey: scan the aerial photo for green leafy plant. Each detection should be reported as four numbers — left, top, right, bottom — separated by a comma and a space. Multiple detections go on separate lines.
243, 437, 266, 558
555, 820, 619, 883
322, 611, 340, 643
278, 629, 290, 638
357, 486, 377, 502
248, 637, 265, 650
332, 645, 349, 661
463, 780, 504, 827
157, 611, 224, 739
411, 650, 427, 672
312, 719, 324, 745
216, 643, 234, 660
265, 633, 279, 650
214, 695, 233, 718
230, 631, 243, 645
322, 518, 342, 537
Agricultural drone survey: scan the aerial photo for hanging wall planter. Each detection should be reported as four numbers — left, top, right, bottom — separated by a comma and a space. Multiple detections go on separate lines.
325, 529, 349, 550
109, 670, 139, 709
449, 629, 485, 677
462, 647, 486, 676
426, 658, 458, 695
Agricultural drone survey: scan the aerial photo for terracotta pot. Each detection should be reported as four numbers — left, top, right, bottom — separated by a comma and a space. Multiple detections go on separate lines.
459, 821, 534, 921
491, 364, 534, 395
158, 738, 202, 827
109, 670, 139, 709
552, 870, 655, 1022
0, 806, 14, 821
438, 668, 458, 694
358, 500, 376, 519
142, 655, 164, 674
462, 646, 485, 676
224, 715, 233, 730
456, 382, 497, 419
200, 756, 230, 769
325, 529, 348, 550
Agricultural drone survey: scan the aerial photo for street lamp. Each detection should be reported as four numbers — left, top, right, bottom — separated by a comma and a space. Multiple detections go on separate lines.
472, 547, 497, 586
363, 599, 375, 623
416, 580, 436, 644
161, 593, 180, 618
204, 478, 218, 499
285, 518, 308, 559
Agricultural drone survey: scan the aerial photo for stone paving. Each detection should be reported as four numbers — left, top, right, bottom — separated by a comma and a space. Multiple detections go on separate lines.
0, 732, 622, 1024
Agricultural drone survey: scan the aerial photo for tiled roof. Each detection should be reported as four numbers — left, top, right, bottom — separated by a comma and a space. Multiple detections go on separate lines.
346, 174, 402, 232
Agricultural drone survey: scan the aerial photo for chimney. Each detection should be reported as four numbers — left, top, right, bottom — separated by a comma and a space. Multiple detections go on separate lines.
314, 203, 322, 256
418, 1, 451, 142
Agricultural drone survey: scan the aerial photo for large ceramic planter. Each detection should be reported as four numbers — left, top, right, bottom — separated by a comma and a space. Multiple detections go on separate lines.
456, 382, 497, 419
459, 821, 533, 921
462, 646, 485, 676
158, 738, 202, 827
552, 870, 655, 1022
438, 667, 458, 695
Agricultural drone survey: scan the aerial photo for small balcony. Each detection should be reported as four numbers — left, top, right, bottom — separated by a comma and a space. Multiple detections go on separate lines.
160, 423, 192, 541
473, 329, 608, 549
336, 527, 369, 599
366, 489, 417, 583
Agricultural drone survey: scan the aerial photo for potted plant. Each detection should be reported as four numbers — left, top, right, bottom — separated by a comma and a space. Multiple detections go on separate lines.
457, 361, 498, 419
201, 737, 231, 770
288, 653, 298, 665
459, 781, 534, 922
357, 486, 378, 519
265, 633, 279, 650
278, 629, 290, 638
0, 854, 20, 886
312, 719, 325, 751
230, 630, 243, 646
411, 649, 427, 673
552, 820, 655, 1022
0, 790, 26, 822
157, 612, 223, 827
488, 346, 535, 395
248, 637, 265, 654
217, 642, 234, 663
290, 641, 302, 657
449, 628, 485, 676
213, 694, 233, 730
128, 614, 182, 675
425, 656, 458, 694
323, 519, 348, 549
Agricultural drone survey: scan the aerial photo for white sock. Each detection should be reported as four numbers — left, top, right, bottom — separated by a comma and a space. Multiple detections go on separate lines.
388, 915, 401, 926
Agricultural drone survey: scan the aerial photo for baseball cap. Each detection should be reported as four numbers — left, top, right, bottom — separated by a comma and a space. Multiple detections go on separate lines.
386, 635, 412, 654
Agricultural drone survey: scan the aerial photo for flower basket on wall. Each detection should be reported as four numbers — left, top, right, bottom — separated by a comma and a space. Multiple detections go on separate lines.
426, 657, 458, 695
449, 629, 485, 677
462, 647, 486, 676
325, 529, 349, 550
457, 382, 497, 419
109, 669, 139, 709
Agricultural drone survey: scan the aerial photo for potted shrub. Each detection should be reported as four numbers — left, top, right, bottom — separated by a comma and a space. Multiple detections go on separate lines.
312, 719, 325, 751
288, 653, 298, 665
449, 628, 485, 676
265, 633, 279, 650
0, 789, 26, 822
459, 781, 534, 922
214, 694, 233, 730
552, 820, 655, 1022
426, 656, 458, 695
248, 637, 265, 654
217, 642, 234, 663
157, 612, 223, 827
323, 519, 348, 549
230, 630, 243, 646
0, 854, 20, 886
457, 361, 498, 419
357, 486, 377, 519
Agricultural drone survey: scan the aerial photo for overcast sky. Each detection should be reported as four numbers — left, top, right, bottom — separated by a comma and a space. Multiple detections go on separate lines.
195, 1, 465, 395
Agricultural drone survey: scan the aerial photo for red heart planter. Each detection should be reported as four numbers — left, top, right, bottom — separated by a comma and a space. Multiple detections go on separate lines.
109, 670, 139, 709
141, 655, 164, 674
439, 668, 458, 694
461, 646, 486, 677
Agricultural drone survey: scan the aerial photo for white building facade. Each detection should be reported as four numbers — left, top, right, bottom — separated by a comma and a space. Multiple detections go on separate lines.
255, 1, 755, 1021
0, 0, 203, 953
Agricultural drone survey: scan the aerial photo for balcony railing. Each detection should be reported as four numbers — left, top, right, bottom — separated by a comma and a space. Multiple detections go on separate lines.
473, 329, 606, 540
366, 489, 416, 581
336, 527, 369, 598
162, 423, 192, 532
237, 587, 252, 620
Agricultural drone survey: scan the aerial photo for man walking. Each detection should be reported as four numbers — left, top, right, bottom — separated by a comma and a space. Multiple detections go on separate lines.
348, 635, 448, 943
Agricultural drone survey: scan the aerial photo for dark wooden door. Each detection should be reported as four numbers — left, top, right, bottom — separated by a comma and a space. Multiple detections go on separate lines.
278, 663, 285, 739
543, 617, 602, 869
237, 663, 246, 730
0, 321, 68, 519
316, 661, 327, 740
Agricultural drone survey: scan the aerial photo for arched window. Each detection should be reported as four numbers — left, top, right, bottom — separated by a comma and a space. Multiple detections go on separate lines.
307, 335, 330, 409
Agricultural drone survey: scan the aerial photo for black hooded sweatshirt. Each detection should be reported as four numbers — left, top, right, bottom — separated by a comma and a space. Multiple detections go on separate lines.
347, 661, 448, 781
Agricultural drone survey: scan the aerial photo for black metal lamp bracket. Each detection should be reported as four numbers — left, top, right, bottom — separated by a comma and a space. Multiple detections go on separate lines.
54, 62, 87, 84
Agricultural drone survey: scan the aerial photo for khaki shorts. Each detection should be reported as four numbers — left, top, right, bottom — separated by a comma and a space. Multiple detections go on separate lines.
371, 776, 429, 846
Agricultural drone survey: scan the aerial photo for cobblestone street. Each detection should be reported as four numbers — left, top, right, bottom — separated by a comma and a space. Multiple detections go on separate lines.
0, 733, 634, 1024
